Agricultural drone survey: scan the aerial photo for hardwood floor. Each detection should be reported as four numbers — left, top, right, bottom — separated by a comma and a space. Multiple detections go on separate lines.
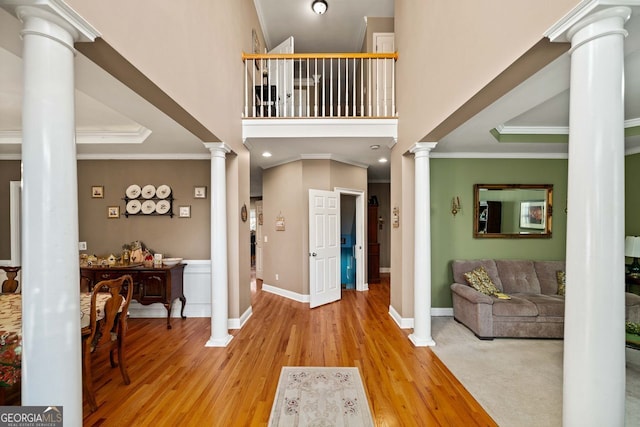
81, 274, 496, 426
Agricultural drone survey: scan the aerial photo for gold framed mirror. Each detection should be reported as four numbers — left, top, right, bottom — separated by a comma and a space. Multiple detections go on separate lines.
473, 184, 553, 238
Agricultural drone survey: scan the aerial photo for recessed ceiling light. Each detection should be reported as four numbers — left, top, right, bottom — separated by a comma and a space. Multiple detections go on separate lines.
262, 152, 272, 157
370, 144, 380, 150
378, 158, 388, 163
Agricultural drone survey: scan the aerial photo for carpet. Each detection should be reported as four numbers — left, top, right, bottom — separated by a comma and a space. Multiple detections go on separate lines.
269, 366, 374, 427
430, 317, 640, 427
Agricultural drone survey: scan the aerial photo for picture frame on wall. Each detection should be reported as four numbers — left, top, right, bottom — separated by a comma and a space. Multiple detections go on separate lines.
520, 201, 546, 230
92, 186, 104, 198
107, 206, 120, 219
179, 205, 191, 218
194, 186, 207, 199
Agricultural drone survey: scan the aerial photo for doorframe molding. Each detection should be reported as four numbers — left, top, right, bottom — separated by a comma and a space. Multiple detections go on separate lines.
334, 187, 366, 292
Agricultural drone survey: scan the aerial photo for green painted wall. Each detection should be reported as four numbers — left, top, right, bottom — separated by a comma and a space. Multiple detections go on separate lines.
430, 158, 569, 307
626, 153, 640, 236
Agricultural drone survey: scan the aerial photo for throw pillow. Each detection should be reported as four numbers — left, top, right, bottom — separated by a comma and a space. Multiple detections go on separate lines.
463, 266, 500, 296
556, 270, 566, 296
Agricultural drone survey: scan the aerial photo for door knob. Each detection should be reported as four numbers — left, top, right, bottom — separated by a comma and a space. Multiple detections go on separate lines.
310, 252, 317, 257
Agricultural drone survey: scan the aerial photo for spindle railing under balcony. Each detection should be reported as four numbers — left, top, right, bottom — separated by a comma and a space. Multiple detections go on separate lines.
242, 52, 398, 119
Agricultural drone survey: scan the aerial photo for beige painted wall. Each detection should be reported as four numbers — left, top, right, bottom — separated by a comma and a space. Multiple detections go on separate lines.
66, 0, 263, 153
0, 161, 21, 260
77, 160, 210, 258
395, 0, 579, 149
65, 0, 259, 319
391, 1, 580, 318
262, 159, 367, 296
362, 17, 394, 52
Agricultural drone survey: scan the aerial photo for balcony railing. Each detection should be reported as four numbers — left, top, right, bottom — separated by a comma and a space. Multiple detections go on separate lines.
242, 52, 398, 119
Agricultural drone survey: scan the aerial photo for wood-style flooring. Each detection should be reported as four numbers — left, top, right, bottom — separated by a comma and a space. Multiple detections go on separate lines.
77, 274, 495, 425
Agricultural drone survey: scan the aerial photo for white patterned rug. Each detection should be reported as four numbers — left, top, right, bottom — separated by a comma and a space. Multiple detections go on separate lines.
269, 366, 374, 426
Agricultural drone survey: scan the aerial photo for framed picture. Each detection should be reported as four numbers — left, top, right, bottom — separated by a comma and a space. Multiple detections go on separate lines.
275, 214, 285, 231
107, 206, 120, 219
194, 186, 207, 199
179, 205, 191, 218
520, 201, 546, 230
92, 186, 104, 198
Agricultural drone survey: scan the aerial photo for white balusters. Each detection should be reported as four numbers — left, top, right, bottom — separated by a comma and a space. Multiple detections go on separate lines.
242, 52, 397, 118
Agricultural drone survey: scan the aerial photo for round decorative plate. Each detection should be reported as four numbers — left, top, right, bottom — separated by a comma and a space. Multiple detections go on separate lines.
126, 199, 142, 214
126, 184, 141, 199
141, 200, 156, 214
155, 200, 170, 214
141, 184, 156, 199
156, 184, 171, 199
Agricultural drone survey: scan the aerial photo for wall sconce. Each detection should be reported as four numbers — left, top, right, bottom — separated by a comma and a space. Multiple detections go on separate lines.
392, 207, 399, 228
378, 216, 384, 230
451, 196, 461, 217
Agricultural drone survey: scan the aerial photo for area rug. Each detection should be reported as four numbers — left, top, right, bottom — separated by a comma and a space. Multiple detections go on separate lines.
430, 317, 640, 427
268, 366, 374, 426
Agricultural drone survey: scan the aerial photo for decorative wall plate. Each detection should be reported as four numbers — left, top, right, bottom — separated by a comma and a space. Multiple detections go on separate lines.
156, 184, 171, 199
141, 184, 156, 199
141, 200, 156, 214
155, 200, 170, 214
126, 184, 141, 199
126, 199, 142, 214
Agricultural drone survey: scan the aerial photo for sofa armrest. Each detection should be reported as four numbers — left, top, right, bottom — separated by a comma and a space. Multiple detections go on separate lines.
451, 282, 494, 305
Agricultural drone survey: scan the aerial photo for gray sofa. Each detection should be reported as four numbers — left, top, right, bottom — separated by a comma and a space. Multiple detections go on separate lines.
450, 259, 640, 339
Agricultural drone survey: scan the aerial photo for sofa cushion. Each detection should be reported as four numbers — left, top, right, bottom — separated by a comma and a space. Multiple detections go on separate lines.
492, 296, 538, 317
533, 261, 566, 295
519, 294, 565, 317
452, 260, 503, 291
463, 266, 500, 296
556, 271, 566, 296
495, 260, 541, 294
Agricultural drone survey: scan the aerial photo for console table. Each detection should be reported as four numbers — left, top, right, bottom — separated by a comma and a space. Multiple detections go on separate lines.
80, 263, 186, 329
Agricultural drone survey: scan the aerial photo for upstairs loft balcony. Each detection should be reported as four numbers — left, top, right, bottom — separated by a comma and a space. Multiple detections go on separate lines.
242, 52, 398, 119
241, 52, 399, 173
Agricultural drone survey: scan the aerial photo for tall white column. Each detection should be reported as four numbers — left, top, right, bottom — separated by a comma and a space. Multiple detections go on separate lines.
204, 143, 233, 347
0, 1, 98, 422
409, 142, 437, 347
548, 4, 630, 425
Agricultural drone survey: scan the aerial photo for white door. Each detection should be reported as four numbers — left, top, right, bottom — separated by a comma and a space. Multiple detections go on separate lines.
309, 189, 340, 308
256, 201, 264, 280
268, 36, 294, 116
373, 32, 395, 116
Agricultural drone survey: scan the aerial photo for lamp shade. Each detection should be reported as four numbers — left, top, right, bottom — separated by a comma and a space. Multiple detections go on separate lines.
312, 0, 328, 15
625, 236, 640, 258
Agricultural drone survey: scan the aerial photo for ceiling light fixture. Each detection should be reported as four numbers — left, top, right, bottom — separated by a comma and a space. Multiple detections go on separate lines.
262, 152, 272, 158
312, 0, 328, 15
378, 158, 388, 163
369, 144, 380, 150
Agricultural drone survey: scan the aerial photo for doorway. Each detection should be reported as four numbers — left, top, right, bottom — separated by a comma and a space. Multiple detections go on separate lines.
340, 194, 357, 289
308, 187, 365, 309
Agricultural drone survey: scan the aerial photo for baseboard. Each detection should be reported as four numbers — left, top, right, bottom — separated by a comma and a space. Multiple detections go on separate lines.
388, 305, 413, 329
432, 308, 454, 316
229, 305, 253, 329
388, 306, 454, 330
262, 283, 310, 303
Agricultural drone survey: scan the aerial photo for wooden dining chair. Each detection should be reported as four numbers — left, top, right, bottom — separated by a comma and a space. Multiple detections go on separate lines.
82, 274, 133, 412
0, 266, 21, 293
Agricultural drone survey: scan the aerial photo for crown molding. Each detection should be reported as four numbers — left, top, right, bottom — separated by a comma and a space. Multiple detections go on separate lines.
0, 126, 152, 144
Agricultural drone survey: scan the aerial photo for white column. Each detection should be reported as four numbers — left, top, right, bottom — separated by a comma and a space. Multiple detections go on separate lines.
204, 142, 233, 347
548, 4, 630, 426
409, 142, 437, 347
0, 1, 98, 422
